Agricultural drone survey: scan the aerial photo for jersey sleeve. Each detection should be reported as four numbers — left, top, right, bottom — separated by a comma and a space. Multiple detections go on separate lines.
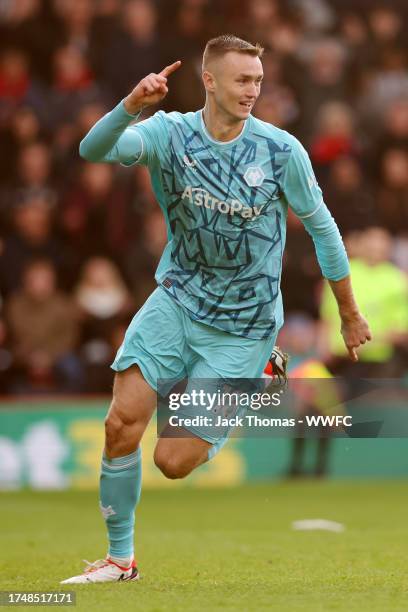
282, 137, 323, 218
282, 137, 350, 281
79, 100, 168, 167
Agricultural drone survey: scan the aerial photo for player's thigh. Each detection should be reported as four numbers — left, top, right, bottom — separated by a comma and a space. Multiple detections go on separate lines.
163, 329, 278, 456
153, 331, 276, 471
155, 364, 229, 474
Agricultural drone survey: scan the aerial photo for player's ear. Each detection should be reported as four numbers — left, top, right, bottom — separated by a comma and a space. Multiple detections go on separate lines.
202, 70, 216, 93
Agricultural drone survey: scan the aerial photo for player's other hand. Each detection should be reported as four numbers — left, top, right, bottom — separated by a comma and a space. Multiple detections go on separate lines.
340, 312, 372, 362
124, 61, 181, 115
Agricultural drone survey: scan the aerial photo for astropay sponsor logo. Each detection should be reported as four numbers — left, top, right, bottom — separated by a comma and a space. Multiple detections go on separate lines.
181, 185, 265, 219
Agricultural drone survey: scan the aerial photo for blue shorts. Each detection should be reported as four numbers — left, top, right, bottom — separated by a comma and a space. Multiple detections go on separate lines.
112, 287, 277, 443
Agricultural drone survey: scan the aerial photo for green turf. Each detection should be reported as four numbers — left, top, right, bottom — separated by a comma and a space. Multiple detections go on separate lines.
1, 482, 407, 611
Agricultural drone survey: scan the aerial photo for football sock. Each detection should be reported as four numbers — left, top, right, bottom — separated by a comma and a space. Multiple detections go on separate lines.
100, 447, 142, 559
207, 436, 228, 461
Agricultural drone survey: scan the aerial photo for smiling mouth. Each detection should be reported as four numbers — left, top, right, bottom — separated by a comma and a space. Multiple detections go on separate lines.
239, 102, 253, 110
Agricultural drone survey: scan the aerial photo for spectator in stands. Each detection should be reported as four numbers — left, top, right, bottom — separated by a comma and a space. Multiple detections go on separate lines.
100, 0, 160, 103
254, 53, 300, 130
0, 49, 31, 121
5, 258, 82, 393
50, 45, 98, 124
339, 10, 370, 79
61, 162, 131, 260
0, 189, 70, 295
280, 210, 321, 317
75, 257, 133, 325
372, 99, 408, 171
76, 101, 107, 142
359, 48, 408, 122
74, 256, 133, 392
368, 5, 405, 63
88, 0, 122, 82
294, 0, 335, 33
265, 16, 304, 102
310, 102, 358, 183
324, 156, 376, 233
0, 0, 62, 85
52, 101, 107, 182
239, 0, 280, 43
377, 148, 408, 234
0, 107, 43, 206
52, 0, 95, 53
160, 0, 213, 113
300, 38, 349, 143
5, 106, 42, 151
16, 141, 53, 192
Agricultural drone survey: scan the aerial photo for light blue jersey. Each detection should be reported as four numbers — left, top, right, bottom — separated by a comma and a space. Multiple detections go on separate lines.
80, 101, 349, 340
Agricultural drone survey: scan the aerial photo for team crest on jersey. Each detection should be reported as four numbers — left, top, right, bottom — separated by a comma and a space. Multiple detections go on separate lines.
244, 166, 265, 187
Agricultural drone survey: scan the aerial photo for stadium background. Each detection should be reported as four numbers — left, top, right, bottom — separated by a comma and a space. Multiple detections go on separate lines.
0, 1, 408, 609
0, 0, 407, 486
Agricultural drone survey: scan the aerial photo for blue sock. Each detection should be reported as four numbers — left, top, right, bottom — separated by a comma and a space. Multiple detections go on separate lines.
207, 437, 228, 461
99, 447, 142, 559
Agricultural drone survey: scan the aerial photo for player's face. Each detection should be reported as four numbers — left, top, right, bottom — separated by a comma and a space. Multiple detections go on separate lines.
209, 52, 263, 121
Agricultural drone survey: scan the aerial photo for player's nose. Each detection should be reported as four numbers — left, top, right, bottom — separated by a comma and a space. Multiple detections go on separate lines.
246, 83, 259, 98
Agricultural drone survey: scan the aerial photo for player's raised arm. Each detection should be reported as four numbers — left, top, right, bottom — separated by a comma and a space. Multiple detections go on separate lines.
79, 61, 181, 164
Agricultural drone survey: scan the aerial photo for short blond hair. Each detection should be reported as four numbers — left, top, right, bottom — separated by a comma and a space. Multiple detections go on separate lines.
203, 34, 264, 69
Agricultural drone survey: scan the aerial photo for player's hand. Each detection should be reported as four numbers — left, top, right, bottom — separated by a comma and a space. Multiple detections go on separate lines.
340, 312, 372, 362
124, 61, 181, 115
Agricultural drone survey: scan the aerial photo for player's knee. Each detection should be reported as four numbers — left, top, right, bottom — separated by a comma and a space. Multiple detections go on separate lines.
154, 449, 191, 480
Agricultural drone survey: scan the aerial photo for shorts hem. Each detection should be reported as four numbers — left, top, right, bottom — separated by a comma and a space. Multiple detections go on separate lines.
111, 359, 157, 392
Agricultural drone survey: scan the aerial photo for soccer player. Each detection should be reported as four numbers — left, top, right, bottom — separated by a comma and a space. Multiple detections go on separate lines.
62, 35, 371, 583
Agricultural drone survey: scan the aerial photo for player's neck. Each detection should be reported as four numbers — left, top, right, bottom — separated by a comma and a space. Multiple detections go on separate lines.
202, 104, 246, 142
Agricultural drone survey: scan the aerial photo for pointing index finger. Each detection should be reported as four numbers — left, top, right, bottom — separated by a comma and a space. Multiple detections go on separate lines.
159, 61, 181, 78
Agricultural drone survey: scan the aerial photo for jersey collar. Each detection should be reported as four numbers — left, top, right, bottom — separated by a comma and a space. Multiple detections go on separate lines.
199, 110, 249, 146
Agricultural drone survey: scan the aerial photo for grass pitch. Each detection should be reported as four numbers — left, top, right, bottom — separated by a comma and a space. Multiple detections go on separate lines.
1, 481, 407, 611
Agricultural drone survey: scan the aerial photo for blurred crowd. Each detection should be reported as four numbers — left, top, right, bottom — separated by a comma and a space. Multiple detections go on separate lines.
0, 0, 407, 394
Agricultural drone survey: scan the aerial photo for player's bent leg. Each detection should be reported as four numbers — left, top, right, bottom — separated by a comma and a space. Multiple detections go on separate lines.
101, 365, 157, 558
154, 428, 211, 479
